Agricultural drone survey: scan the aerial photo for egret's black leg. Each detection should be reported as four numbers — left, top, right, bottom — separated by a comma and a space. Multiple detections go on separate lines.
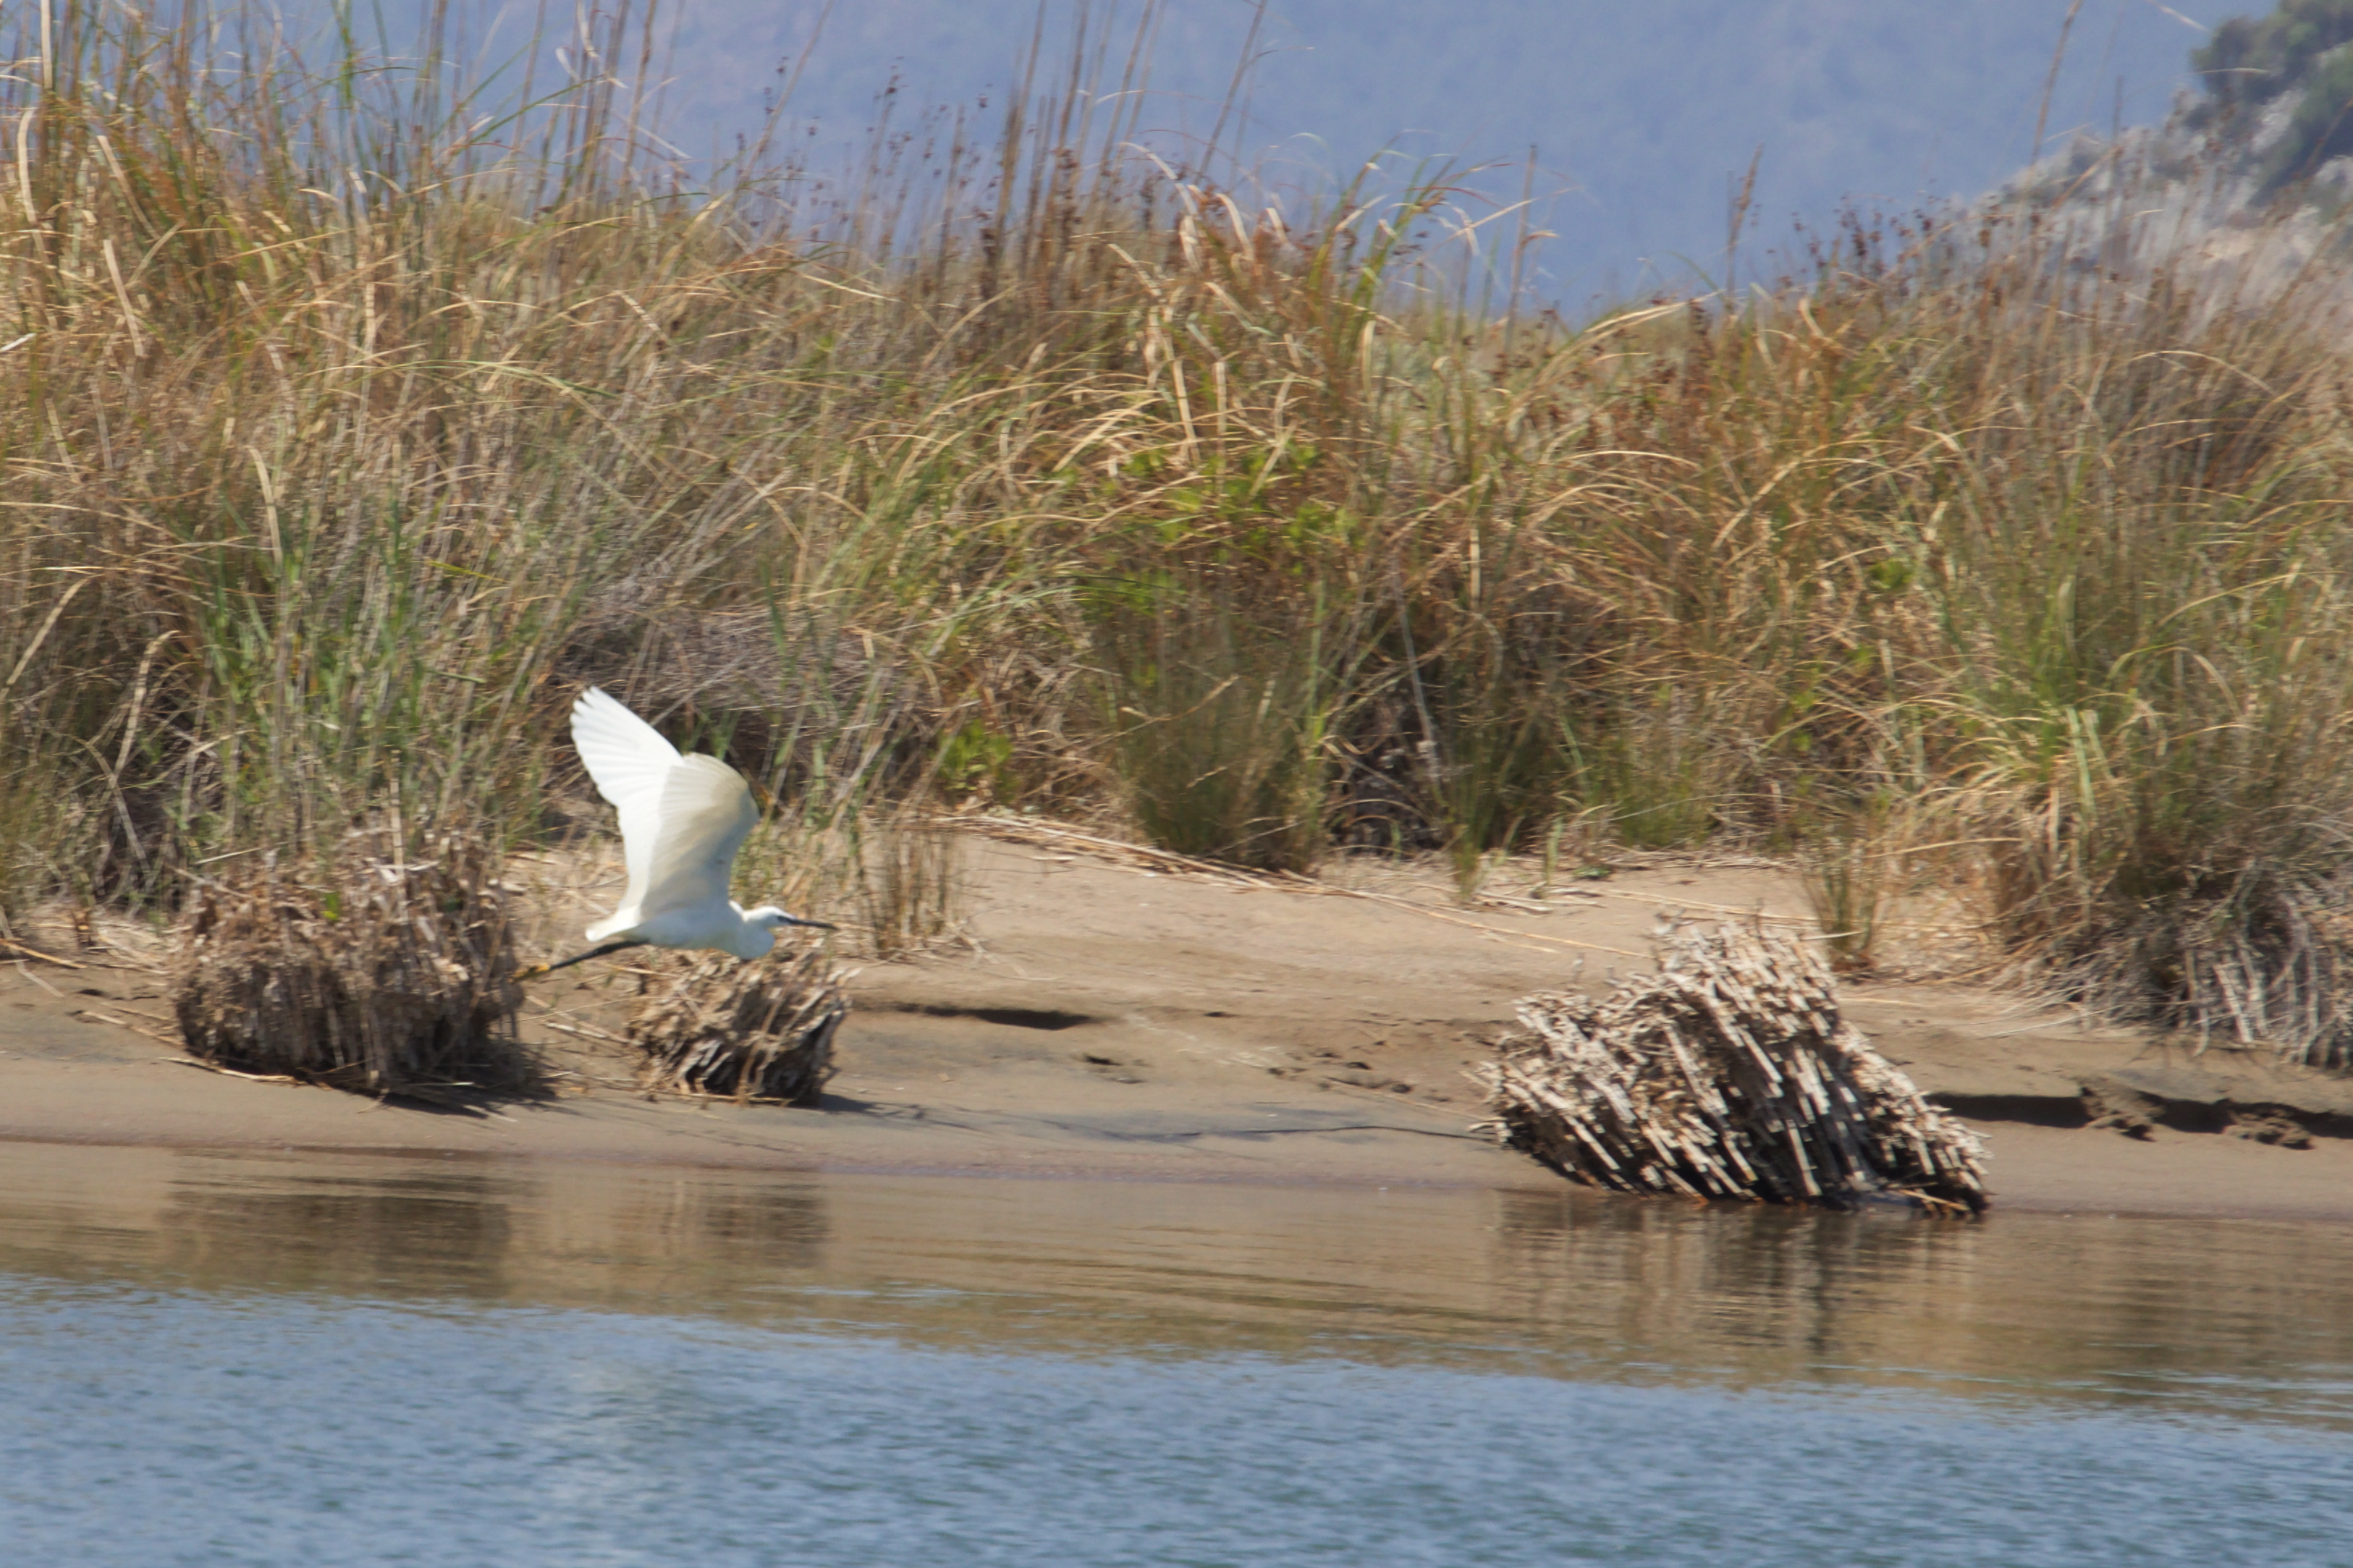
515, 938, 647, 981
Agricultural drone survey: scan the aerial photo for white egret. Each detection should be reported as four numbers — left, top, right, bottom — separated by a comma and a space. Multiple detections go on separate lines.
520, 686, 832, 979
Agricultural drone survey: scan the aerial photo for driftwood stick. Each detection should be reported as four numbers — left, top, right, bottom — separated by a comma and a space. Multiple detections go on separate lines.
3, 937, 84, 969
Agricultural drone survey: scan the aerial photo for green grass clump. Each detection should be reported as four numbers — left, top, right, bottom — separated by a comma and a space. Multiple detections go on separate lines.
1094, 577, 1346, 873
12, 4, 2353, 1061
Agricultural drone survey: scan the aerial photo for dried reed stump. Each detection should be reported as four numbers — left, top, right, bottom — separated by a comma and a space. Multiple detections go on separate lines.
1479, 925, 1989, 1213
172, 833, 528, 1094
626, 947, 846, 1104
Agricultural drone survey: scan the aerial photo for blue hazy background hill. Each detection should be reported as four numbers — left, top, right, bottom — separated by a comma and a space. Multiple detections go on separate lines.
333, 1, 2215, 302
615, 0, 2210, 305
167, 0, 2226, 296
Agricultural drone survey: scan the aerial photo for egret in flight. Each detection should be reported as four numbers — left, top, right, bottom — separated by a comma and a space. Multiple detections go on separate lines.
518, 687, 833, 980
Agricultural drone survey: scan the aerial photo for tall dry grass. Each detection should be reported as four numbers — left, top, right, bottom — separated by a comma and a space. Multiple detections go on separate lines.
10, 5, 2353, 1061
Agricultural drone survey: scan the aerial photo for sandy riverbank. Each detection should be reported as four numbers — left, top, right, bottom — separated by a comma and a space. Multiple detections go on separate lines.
7, 831, 2352, 1220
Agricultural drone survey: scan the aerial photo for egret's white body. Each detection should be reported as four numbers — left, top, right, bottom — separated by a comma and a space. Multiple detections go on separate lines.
549, 687, 827, 972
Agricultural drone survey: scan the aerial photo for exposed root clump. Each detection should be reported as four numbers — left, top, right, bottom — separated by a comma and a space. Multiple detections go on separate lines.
627, 947, 847, 1103
171, 831, 528, 1093
1478, 925, 1989, 1213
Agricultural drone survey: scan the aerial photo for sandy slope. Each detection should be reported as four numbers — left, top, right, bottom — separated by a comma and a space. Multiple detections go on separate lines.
5, 832, 2350, 1219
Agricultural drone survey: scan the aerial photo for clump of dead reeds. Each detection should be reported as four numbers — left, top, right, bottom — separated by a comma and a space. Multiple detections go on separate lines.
1478, 924, 1989, 1213
626, 948, 848, 1104
170, 830, 528, 1094
1979, 803, 2353, 1069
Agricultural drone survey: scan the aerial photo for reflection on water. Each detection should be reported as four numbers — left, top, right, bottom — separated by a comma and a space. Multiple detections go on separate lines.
4, 1142, 2351, 1423
1497, 1191, 2353, 1420
5, 1144, 2352, 1567
161, 1165, 522, 1299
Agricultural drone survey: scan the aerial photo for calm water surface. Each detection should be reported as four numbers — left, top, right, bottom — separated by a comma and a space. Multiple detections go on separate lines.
3, 1142, 2350, 1566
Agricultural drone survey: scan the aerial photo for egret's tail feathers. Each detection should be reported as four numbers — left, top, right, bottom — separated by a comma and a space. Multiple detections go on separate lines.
585, 911, 639, 943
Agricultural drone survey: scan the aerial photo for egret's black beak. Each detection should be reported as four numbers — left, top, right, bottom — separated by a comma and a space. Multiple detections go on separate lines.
785, 915, 837, 931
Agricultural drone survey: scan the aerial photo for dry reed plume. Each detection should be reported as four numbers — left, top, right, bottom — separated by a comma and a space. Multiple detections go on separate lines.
170, 830, 528, 1093
627, 948, 848, 1104
1479, 925, 1990, 1213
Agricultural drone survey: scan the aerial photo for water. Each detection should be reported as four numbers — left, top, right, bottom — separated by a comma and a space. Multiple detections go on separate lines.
4, 1144, 2351, 1566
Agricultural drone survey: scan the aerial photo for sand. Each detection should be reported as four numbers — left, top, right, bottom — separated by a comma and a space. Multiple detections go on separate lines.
6, 831, 2352, 1219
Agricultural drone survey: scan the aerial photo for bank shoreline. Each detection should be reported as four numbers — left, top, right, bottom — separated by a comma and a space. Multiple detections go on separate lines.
8, 839, 2352, 1222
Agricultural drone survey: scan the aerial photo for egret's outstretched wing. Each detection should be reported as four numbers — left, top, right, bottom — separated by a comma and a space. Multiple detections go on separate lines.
572, 687, 683, 805
641, 754, 758, 915
571, 687, 685, 927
